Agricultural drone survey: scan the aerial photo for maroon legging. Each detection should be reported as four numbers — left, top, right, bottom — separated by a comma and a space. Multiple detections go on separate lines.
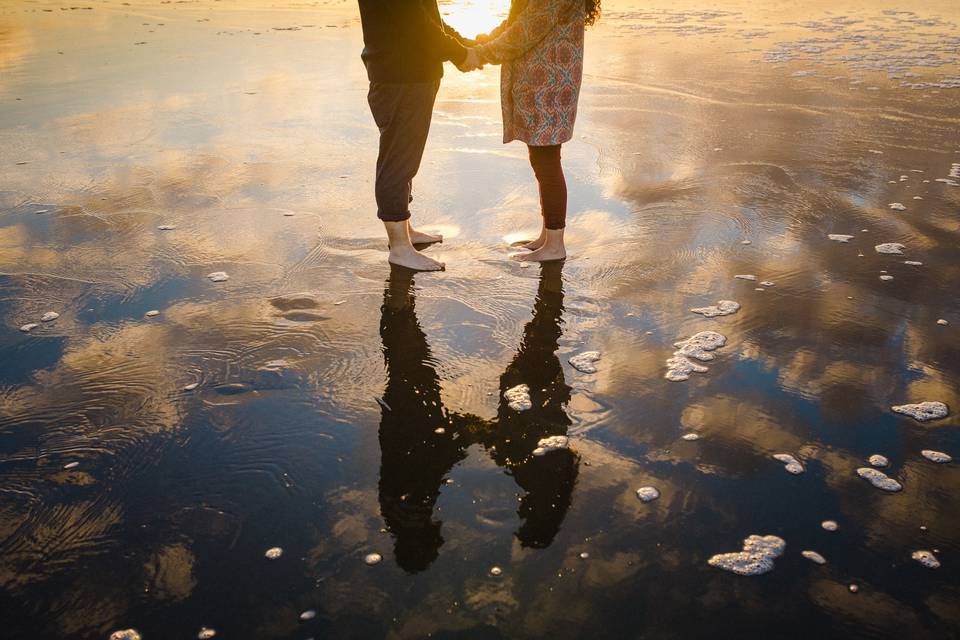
528, 144, 567, 230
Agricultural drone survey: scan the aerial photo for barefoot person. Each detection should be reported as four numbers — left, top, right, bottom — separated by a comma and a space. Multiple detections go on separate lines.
472, 0, 600, 262
358, 1, 483, 271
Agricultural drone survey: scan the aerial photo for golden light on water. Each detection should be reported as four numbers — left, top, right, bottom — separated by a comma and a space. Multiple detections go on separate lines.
440, 0, 512, 38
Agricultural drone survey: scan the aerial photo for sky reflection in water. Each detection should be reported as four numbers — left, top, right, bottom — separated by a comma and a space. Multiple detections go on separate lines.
0, 0, 959, 638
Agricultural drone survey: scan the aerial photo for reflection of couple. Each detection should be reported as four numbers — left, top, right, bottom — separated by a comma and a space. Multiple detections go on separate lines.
358, 0, 602, 271
378, 262, 579, 572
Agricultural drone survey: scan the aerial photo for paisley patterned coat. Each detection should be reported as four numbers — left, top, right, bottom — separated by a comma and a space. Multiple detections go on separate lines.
477, 0, 585, 146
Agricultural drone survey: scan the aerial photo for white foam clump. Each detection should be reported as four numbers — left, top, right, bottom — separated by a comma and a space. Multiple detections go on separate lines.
63, 461, 80, 470
937, 319, 949, 326
875, 243, 905, 255
879, 275, 894, 281
868, 454, 889, 467
904, 260, 923, 266
145, 310, 160, 317
802, 550, 827, 564
532, 435, 569, 456
911, 550, 941, 569
734, 274, 757, 281
888, 202, 906, 211
821, 520, 838, 531
921, 450, 952, 463
198, 628, 217, 639
110, 631, 142, 640
300, 610, 317, 621
569, 351, 601, 373
773, 453, 804, 474
364, 552, 382, 565
207, 271, 230, 282
690, 300, 740, 318
857, 467, 902, 492
891, 401, 949, 422
40, 311, 60, 322
708, 534, 786, 576
20, 323, 39, 333
665, 331, 726, 382
264, 546, 283, 560
760, 281, 775, 287
503, 384, 532, 411
157, 224, 176, 230
682, 433, 701, 441
828, 234, 854, 243
636, 486, 660, 502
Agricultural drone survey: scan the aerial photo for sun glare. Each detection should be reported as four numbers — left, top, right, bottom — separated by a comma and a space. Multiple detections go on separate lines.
440, 0, 512, 39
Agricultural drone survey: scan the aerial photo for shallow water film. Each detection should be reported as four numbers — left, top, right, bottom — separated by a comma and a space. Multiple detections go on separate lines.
1, 0, 959, 638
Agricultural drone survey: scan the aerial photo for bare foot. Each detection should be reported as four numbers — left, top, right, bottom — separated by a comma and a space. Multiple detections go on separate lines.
513, 227, 546, 250
389, 248, 445, 271
512, 246, 566, 262
408, 223, 443, 245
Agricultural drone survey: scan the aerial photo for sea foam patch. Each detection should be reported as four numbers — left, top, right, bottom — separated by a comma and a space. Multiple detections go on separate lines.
532, 435, 569, 456
708, 535, 786, 576
875, 243, 905, 255
828, 234, 854, 242
891, 401, 949, 422
690, 300, 740, 318
921, 450, 952, 463
665, 331, 727, 382
911, 550, 940, 569
504, 384, 532, 411
772, 453, 804, 474
569, 351, 601, 373
857, 467, 902, 492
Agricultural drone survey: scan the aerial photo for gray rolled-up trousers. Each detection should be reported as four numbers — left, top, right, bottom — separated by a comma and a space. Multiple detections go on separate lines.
367, 80, 441, 222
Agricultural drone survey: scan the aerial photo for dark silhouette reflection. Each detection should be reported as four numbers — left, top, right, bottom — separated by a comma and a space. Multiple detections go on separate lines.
377, 262, 579, 572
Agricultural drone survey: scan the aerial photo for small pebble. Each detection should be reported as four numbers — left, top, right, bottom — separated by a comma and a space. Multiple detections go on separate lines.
888, 203, 906, 211
880, 275, 893, 281
579, 552, 590, 559
157, 224, 176, 230
937, 319, 949, 326
20, 323, 39, 333
109, 631, 141, 640
207, 271, 229, 282
198, 628, 216, 639
364, 552, 382, 565
821, 520, 838, 531
434, 427, 445, 434
40, 311, 60, 322
300, 610, 317, 621
849, 584, 859, 593
145, 310, 160, 317
264, 547, 283, 560
183, 382, 199, 391
681, 433, 700, 441
875, 243, 905, 255
489, 566, 502, 576
63, 462, 79, 470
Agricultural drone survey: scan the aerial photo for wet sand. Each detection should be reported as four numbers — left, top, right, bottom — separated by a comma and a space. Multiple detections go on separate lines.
1, 0, 959, 638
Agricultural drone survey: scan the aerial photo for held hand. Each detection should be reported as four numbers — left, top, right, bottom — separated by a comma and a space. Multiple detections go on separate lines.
456, 47, 484, 72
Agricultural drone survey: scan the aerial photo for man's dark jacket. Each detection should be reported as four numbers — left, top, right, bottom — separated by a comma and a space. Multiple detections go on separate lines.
358, 1, 470, 83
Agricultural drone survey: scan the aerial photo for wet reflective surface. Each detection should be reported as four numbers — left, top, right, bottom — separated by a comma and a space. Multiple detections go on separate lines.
1, 0, 959, 638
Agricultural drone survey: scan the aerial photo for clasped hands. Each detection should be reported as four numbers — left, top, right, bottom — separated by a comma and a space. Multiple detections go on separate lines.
456, 47, 485, 73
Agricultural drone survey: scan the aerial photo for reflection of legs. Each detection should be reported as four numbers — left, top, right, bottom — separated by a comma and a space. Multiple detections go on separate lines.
377, 265, 465, 572
488, 261, 578, 548
518, 145, 567, 262
367, 81, 444, 271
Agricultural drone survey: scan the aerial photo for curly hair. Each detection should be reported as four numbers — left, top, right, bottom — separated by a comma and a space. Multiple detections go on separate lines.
584, 0, 601, 26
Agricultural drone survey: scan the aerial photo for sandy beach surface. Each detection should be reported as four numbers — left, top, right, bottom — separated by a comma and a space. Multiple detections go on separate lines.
1, 0, 959, 637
